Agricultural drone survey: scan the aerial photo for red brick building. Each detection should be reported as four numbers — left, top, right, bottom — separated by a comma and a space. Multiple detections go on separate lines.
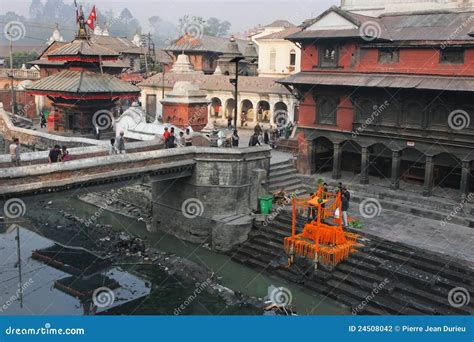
280, 6, 474, 197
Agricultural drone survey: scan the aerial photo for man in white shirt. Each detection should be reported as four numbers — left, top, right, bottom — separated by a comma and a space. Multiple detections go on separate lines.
9, 138, 21, 166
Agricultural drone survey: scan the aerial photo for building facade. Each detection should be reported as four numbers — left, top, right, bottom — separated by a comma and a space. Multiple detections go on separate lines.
139, 72, 298, 129
164, 34, 250, 74
256, 26, 302, 78
281, 6, 474, 197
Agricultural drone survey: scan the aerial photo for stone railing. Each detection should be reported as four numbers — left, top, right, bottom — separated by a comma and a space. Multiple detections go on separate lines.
0, 68, 40, 79
0, 103, 107, 151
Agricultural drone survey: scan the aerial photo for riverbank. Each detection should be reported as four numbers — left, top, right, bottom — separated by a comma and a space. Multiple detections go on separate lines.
21, 195, 264, 315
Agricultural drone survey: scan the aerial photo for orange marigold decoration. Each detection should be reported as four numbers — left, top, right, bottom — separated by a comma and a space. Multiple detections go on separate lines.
283, 184, 360, 269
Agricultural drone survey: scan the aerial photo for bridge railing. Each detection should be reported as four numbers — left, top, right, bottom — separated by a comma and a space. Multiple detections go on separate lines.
0, 68, 40, 79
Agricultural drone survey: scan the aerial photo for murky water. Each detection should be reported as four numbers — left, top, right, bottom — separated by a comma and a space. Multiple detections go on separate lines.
1, 195, 348, 315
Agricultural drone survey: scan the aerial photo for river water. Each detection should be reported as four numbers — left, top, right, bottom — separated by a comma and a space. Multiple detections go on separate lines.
0, 195, 348, 316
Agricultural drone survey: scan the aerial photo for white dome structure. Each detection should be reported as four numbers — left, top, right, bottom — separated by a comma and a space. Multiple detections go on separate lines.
115, 103, 190, 141
170, 54, 196, 74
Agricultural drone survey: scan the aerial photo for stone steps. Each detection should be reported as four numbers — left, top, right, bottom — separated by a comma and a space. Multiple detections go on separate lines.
231, 211, 474, 315
268, 160, 308, 196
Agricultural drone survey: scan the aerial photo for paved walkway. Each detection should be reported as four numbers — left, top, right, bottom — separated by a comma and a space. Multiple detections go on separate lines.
350, 206, 474, 265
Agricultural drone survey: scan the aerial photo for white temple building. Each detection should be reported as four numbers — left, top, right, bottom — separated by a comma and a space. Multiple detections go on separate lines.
46, 23, 64, 45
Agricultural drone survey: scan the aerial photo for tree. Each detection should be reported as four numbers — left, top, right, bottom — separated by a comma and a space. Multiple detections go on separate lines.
177, 15, 231, 38
4, 52, 39, 69
178, 15, 206, 36
204, 17, 231, 37
148, 16, 177, 47
28, 0, 44, 20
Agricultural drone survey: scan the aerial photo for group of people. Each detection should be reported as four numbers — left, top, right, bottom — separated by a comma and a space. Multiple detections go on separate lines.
108, 131, 127, 155
48, 145, 72, 163
163, 127, 193, 149
248, 121, 295, 147
9, 138, 73, 166
306, 182, 351, 228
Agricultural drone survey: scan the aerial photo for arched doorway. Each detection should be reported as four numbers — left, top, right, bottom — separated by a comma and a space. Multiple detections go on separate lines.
399, 148, 426, 190
273, 102, 288, 126
433, 153, 462, 191
257, 101, 270, 123
368, 143, 392, 180
240, 99, 254, 126
225, 98, 236, 120
312, 137, 333, 174
210, 97, 222, 118
341, 140, 362, 175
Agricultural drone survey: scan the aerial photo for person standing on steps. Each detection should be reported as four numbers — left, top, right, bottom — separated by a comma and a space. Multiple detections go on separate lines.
341, 187, 350, 228
108, 138, 117, 155
163, 127, 170, 147
48, 145, 61, 163
232, 130, 239, 147
116, 131, 126, 154
184, 128, 193, 146
9, 138, 21, 166
40, 111, 47, 128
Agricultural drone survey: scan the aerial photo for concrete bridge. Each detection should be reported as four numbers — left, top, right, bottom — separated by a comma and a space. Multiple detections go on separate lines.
0, 145, 272, 251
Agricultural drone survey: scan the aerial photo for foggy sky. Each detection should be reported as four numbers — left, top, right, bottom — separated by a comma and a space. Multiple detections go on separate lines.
0, 0, 339, 32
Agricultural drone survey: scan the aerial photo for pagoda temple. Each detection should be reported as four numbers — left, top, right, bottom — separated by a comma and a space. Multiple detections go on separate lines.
26, 7, 140, 133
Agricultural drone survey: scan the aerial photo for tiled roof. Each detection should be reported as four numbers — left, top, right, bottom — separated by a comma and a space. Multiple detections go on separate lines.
257, 27, 302, 40
264, 20, 295, 28
278, 72, 474, 92
47, 38, 119, 58
27, 59, 130, 68
91, 35, 144, 55
165, 34, 249, 54
139, 73, 290, 95
289, 7, 474, 43
26, 69, 140, 94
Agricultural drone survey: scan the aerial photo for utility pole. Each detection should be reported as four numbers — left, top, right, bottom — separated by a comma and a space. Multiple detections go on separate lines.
229, 56, 245, 129
7, 25, 16, 115
15, 226, 23, 308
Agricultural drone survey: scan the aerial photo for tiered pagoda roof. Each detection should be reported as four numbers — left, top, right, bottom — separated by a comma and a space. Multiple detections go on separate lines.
27, 70, 140, 99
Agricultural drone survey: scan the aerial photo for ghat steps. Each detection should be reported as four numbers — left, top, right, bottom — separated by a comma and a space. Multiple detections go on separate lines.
231, 212, 474, 315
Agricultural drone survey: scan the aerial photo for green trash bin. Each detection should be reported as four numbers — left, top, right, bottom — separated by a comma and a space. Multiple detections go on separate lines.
259, 195, 273, 215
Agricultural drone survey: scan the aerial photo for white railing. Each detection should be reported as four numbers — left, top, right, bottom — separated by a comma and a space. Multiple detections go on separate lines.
0, 68, 40, 79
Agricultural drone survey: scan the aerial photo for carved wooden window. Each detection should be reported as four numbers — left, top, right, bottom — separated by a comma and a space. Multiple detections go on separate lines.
316, 96, 338, 125
378, 49, 399, 64
440, 49, 464, 64
318, 44, 338, 68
